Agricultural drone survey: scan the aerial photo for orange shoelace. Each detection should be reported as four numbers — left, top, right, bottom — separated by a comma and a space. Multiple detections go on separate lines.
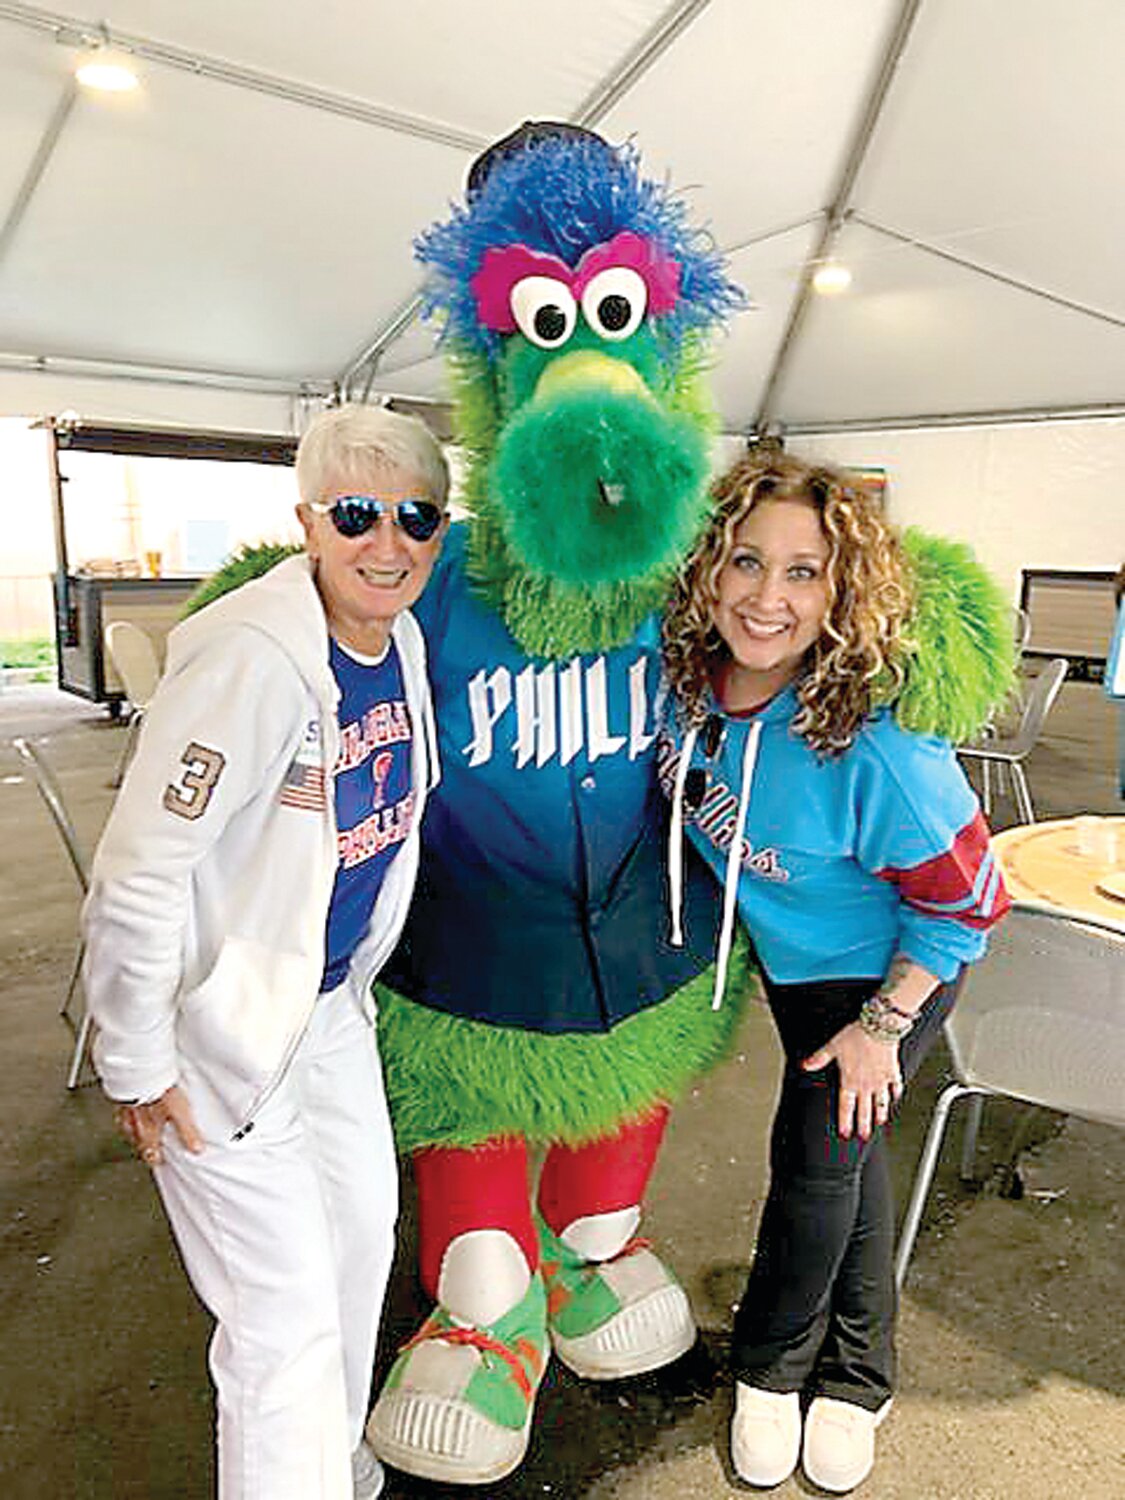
400, 1318, 541, 1401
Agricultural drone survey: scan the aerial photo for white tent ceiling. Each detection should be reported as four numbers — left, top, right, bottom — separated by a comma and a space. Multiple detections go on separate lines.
1, 0, 1123, 437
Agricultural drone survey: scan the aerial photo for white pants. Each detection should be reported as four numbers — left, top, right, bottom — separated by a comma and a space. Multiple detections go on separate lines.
154, 981, 398, 1500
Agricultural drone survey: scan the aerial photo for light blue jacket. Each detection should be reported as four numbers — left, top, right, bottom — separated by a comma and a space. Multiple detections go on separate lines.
660, 683, 1009, 991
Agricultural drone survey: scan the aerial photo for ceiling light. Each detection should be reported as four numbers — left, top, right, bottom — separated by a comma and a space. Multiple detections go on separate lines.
811, 262, 852, 296
75, 54, 139, 92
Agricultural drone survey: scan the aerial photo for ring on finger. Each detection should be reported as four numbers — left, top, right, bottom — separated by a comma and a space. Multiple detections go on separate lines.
140, 1146, 160, 1166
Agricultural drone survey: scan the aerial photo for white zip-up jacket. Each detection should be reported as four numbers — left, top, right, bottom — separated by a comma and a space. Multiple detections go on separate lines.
82, 554, 438, 1135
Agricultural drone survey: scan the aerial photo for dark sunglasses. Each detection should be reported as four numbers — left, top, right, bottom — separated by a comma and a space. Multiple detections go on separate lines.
309, 494, 445, 542
683, 713, 725, 814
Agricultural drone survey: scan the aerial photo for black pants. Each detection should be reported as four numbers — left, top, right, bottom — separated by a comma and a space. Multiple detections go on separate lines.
730, 969, 956, 1411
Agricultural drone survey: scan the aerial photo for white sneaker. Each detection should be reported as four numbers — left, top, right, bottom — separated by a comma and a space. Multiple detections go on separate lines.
802, 1396, 892, 1493
351, 1439, 385, 1500
366, 1275, 548, 1485
546, 1244, 696, 1380
730, 1382, 802, 1487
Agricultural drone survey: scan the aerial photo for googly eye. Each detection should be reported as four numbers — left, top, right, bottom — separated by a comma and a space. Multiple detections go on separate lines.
510, 276, 577, 349
580, 266, 647, 341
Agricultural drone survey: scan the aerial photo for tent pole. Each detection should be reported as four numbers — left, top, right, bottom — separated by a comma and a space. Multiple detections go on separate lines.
753, 0, 925, 435
0, 79, 76, 271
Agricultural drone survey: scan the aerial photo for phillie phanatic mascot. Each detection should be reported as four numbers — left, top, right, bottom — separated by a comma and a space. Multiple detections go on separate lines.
365, 122, 745, 1484
359, 122, 1013, 1485
191, 122, 1012, 1487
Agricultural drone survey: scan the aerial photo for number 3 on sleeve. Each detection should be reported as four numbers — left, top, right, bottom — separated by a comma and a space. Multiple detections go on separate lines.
163, 742, 226, 821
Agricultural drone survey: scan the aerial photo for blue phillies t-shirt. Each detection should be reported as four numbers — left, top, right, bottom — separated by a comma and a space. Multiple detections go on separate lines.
321, 637, 414, 992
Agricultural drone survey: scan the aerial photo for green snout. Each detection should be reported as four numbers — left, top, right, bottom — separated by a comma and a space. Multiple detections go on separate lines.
490, 380, 711, 588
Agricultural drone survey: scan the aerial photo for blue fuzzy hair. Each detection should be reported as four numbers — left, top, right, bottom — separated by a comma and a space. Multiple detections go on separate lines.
415, 132, 744, 361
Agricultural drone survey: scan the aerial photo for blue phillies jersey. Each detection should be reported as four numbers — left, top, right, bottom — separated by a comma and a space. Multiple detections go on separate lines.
381, 524, 719, 1031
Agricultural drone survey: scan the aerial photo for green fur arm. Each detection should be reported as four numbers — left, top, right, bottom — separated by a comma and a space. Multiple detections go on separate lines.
895, 529, 1017, 742
182, 541, 300, 616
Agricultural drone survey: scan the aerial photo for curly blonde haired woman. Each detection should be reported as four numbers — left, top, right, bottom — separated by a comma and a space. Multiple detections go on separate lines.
659, 451, 1009, 1493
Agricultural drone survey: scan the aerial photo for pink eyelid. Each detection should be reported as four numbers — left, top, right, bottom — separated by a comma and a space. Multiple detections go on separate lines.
470, 231, 682, 333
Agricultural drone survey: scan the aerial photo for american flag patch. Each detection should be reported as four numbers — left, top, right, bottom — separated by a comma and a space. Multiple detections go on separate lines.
279, 759, 326, 811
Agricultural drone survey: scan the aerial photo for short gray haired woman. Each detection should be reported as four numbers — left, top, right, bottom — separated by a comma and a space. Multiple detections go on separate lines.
83, 403, 449, 1500
296, 402, 451, 517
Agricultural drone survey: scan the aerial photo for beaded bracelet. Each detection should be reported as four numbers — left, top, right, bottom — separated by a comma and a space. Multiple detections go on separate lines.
858, 993, 916, 1043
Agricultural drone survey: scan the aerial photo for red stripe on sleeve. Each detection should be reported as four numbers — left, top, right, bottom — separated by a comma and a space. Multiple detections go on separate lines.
878, 811, 1011, 929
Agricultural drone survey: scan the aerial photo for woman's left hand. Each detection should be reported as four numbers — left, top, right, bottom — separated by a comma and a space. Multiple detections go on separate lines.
114, 1084, 204, 1166
801, 1021, 903, 1140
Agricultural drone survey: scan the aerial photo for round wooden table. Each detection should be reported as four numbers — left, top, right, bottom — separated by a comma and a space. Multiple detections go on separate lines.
991, 816, 1125, 928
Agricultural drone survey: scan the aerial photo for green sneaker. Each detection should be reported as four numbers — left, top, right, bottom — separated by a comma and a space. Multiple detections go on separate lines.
538, 1216, 696, 1379
366, 1273, 548, 1485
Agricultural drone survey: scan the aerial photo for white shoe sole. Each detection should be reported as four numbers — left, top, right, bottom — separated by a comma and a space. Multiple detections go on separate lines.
550, 1282, 696, 1379
366, 1388, 532, 1486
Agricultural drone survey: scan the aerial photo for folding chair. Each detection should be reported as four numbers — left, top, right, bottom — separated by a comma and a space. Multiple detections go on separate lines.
957, 656, 1068, 823
895, 902, 1125, 1287
104, 621, 161, 788
12, 736, 96, 1088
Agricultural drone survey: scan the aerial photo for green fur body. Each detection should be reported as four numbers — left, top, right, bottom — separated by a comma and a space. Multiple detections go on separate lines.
376, 938, 753, 1152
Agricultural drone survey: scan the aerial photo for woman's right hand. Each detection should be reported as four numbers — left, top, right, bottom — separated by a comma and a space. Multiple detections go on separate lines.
801, 1021, 904, 1140
114, 1085, 205, 1166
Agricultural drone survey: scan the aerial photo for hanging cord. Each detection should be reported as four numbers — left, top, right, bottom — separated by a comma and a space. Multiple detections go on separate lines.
711, 720, 761, 1011
667, 722, 699, 948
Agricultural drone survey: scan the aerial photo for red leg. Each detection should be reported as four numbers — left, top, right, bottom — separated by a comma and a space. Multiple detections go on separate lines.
537, 1105, 670, 1235
413, 1136, 538, 1299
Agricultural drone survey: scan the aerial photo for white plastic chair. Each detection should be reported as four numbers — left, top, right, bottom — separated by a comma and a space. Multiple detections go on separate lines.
12, 736, 95, 1088
895, 902, 1125, 1287
104, 621, 161, 787
1013, 605, 1032, 654
957, 656, 1068, 823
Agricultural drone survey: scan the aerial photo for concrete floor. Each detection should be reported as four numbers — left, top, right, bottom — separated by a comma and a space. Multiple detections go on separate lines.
0, 673, 1122, 1499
